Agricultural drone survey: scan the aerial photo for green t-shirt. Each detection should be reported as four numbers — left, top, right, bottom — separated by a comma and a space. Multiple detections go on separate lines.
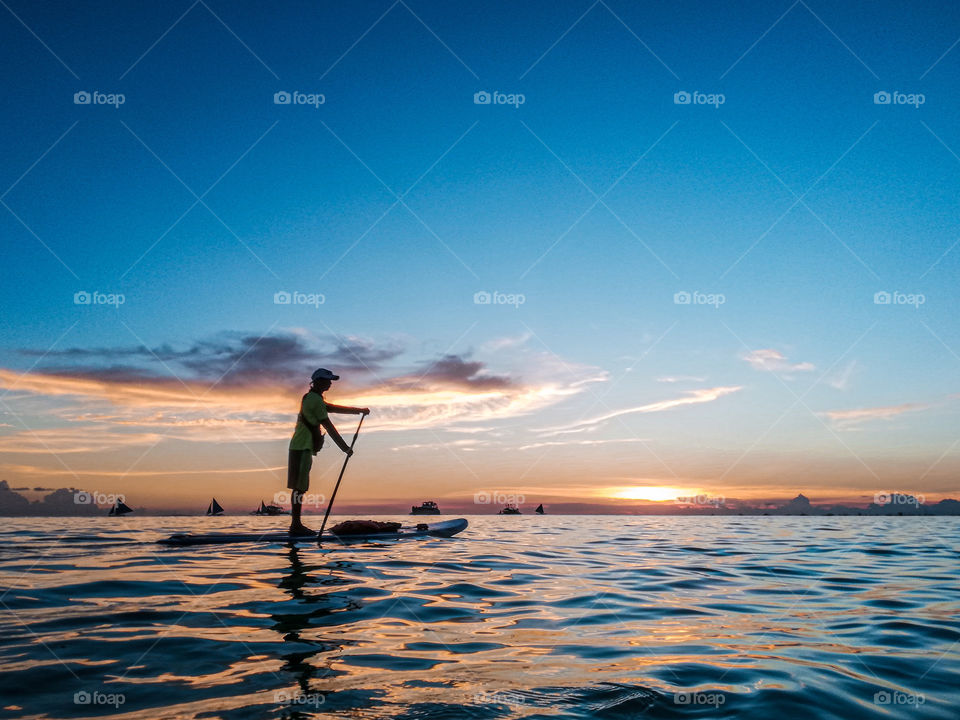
289, 391, 328, 451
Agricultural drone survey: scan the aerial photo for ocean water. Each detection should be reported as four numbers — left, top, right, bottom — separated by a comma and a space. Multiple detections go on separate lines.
0, 515, 957, 719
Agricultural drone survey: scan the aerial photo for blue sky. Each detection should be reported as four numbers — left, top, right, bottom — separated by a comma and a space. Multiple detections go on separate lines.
1, 0, 958, 511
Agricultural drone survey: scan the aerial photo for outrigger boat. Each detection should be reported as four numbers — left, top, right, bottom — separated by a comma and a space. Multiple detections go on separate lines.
410, 500, 441, 515
251, 500, 288, 516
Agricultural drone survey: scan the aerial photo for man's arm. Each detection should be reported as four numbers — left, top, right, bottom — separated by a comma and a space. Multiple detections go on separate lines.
321, 418, 353, 455
325, 403, 370, 415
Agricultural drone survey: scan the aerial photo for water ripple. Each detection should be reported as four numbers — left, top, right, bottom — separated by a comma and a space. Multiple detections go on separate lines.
0, 516, 957, 719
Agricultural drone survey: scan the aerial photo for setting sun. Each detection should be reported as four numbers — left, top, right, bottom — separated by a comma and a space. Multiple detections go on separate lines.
607, 486, 694, 502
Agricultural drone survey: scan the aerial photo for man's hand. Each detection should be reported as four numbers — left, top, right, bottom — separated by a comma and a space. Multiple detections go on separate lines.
343, 447, 354, 457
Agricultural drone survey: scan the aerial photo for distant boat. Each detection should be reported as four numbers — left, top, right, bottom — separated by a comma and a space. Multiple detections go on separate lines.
411, 501, 441, 515
206, 498, 224, 516
499, 504, 521, 515
108, 500, 133, 516
251, 500, 288, 516
535, 504, 544, 514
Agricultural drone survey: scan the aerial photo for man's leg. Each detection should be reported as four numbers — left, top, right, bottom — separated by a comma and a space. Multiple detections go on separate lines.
291, 490, 303, 526
289, 450, 314, 533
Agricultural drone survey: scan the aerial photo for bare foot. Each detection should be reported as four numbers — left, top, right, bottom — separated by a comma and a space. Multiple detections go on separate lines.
288, 524, 315, 535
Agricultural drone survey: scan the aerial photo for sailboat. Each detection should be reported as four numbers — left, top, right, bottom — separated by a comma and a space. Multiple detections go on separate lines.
535, 504, 544, 514
206, 498, 224, 516
108, 500, 133, 516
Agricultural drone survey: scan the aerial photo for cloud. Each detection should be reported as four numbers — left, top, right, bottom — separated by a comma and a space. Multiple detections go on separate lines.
538, 386, 742, 435
827, 360, 858, 390
390, 354, 513, 391
0, 335, 603, 454
444, 426, 497, 434
743, 349, 815, 374
481, 332, 532, 353
0, 428, 165, 454
518, 438, 651, 451
346, 376, 588, 432
0, 463, 284, 478
824, 402, 929, 428
392, 439, 484, 451
19, 332, 404, 388
657, 375, 706, 383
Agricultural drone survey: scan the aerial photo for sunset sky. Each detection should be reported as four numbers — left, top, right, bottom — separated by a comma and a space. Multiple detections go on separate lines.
1, 1, 959, 512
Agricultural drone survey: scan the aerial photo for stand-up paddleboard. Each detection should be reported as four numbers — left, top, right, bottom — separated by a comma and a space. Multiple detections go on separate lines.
159, 518, 468, 546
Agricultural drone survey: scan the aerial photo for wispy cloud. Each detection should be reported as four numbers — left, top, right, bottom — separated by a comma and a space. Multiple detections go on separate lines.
392, 439, 483, 451
0, 428, 165, 454
657, 375, 706, 383
518, 438, 651, 451
743, 349, 815, 375
444, 425, 497, 434
824, 402, 930, 428
827, 360, 858, 390
481, 332, 532, 353
538, 386, 742, 435
0, 463, 285, 477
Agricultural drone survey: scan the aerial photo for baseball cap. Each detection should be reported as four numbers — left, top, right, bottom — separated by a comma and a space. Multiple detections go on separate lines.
311, 368, 340, 382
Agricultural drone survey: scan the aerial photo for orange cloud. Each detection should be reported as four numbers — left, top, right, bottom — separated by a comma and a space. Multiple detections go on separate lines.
0, 428, 165, 454
0, 462, 284, 478
0, 360, 599, 451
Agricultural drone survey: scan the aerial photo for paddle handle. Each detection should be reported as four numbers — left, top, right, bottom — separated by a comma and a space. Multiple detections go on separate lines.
318, 414, 365, 539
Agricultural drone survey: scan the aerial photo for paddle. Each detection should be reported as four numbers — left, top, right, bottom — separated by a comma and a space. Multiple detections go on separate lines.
318, 414, 366, 540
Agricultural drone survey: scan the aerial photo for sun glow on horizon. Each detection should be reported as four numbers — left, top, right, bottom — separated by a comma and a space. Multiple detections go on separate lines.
607, 486, 695, 502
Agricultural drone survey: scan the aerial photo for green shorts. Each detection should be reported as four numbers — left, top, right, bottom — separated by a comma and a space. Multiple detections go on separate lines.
287, 449, 313, 492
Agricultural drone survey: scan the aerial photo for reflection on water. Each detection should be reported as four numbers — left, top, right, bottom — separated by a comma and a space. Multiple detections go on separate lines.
0, 516, 958, 719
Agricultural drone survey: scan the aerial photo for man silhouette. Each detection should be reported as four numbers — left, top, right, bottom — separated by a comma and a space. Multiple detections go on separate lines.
287, 368, 369, 534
